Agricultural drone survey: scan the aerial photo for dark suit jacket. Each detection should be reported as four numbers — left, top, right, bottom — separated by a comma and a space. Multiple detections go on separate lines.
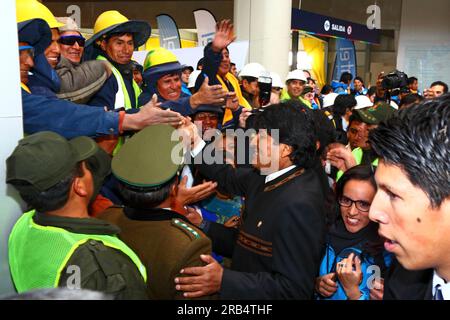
383, 258, 433, 300
195, 154, 326, 299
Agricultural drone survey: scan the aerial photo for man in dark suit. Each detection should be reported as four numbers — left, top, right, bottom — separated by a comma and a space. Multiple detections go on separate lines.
369, 95, 450, 300
175, 102, 326, 299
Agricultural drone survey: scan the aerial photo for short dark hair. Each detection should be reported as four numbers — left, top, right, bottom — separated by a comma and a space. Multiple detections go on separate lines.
335, 165, 377, 202
313, 110, 336, 157
231, 62, 236, 67
10, 162, 84, 212
340, 72, 353, 84
321, 85, 333, 95
407, 77, 418, 85
253, 100, 317, 169
348, 111, 364, 127
430, 81, 449, 93
333, 94, 357, 117
241, 76, 258, 84
104, 32, 135, 46
367, 86, 377, 97
118, 176, 177, 209
399, 93, 424, 109
369, 94, 450, 208
354, 76, 365, 85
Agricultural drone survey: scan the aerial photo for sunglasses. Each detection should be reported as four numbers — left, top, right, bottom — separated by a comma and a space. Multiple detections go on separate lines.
58, 35, 86, 47
19, 45, 35, 58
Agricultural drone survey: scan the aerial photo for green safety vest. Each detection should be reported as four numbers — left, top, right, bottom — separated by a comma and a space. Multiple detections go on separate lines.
96, 55, 142, 155
336, 147, 379, 181
280, 89, 312, 109
8, 210, 147, 293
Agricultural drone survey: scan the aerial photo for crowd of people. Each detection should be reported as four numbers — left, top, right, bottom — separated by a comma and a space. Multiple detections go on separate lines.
4, 0, 449, 300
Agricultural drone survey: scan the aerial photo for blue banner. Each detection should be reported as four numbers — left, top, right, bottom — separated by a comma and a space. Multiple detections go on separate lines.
291, 9, 380, 44
156, 14, 181, 49
332, 39, 357, 83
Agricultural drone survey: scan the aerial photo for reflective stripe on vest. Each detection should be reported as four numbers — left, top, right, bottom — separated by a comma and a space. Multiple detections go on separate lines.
96, 56, 141, 155
96, 55, 141, 110
336, 148, 379, 181
280, 89, 313, 109
21, 82, 31, 93
8, 210, 147, 293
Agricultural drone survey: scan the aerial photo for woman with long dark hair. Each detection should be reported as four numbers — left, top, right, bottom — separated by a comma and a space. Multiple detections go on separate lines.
315, 165, 392, 300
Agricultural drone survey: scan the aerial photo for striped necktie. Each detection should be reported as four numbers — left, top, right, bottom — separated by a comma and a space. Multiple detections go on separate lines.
434, 284, 444, 300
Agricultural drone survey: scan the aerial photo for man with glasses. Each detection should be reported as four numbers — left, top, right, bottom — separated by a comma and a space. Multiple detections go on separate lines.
55, 16, 112, 104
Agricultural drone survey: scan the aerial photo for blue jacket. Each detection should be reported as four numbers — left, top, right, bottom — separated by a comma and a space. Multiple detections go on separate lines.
27, 54, 60, 98
317, 243, 392, 300
22, 88, 119, 139
331, 81, 349, 95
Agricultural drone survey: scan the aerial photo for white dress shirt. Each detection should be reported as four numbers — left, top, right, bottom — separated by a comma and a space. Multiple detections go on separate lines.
432, 271, 450, 300
264, 165, 297, 184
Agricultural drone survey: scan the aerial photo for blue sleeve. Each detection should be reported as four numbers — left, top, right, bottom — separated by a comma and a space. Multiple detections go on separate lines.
195, 44, 223, 91
22, 90, 119, 139
86, 76, 118, 110
160, 96, 194, 116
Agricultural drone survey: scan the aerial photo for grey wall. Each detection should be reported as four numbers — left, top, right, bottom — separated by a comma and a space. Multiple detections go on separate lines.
397, 0, 450, 90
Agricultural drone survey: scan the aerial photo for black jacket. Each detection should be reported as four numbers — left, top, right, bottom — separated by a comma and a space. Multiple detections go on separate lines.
195, 154, 326, 299
383, 258, 433, 300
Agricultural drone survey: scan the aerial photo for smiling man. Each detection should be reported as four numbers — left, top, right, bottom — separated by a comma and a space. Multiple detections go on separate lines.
175, 102, 326, 299
86, 10, 151, 111
368, 95, 450, 300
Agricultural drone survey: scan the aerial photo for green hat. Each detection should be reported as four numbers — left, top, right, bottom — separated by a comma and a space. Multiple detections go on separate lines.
112, 125, 184, 188
355, 103, 396, 125
6, 132, 99, 192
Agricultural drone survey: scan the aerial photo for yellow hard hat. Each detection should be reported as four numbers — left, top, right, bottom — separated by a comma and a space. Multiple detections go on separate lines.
143, 47, 179, 71
86, 10, 151, 48
16, 0, 64, 29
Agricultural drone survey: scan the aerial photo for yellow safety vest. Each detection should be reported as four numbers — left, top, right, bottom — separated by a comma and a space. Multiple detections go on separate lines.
216, 73, 252, 124
336, 147, 379, 181
8, 210, 147, 293
96, 55, 141, 155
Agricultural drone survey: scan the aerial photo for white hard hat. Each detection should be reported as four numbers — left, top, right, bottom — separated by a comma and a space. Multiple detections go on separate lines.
286, 69, 307, 83
188, 70, 202, 89
355, 95, 373, 110
322, 93, 339, 108
269, 72, 283, 89
239, 63, 266, 79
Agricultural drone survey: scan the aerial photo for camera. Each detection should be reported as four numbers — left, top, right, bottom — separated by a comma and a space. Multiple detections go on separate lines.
258, 72, 272, 107
381, 70, 408, 91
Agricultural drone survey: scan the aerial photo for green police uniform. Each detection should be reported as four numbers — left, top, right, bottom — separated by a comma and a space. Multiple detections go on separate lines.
97, 124, 215, 300
6, 132, 148, 299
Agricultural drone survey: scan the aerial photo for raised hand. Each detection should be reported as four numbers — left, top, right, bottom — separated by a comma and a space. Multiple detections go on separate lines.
212, 19, 236, 52
175, 176, 217, 206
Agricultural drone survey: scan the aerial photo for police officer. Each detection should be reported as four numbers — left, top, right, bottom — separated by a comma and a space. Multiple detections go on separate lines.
6, 132, 148, 299
98, 125, 214, 300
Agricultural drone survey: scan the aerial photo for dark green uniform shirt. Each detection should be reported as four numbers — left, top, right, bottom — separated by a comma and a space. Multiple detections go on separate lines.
98, 207, 215, 300
33, 212, 148, 300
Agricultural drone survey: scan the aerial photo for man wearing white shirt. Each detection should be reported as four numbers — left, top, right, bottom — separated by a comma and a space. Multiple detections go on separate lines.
174, 102, 326, 299
369, 95, 450, 300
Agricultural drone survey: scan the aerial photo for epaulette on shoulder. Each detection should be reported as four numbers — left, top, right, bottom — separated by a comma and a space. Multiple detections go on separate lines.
171, 219, 201, 240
